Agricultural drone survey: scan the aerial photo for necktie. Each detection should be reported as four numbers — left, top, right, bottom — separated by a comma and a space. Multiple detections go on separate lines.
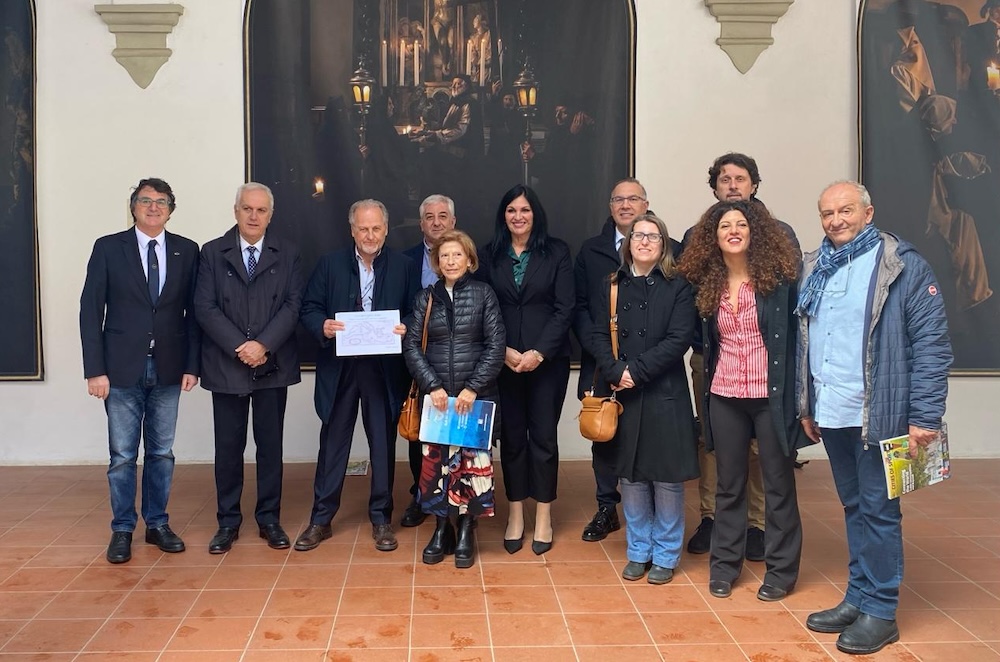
247, 246, 257, 281
147, 239, 159, 306
616, 238, 623, 252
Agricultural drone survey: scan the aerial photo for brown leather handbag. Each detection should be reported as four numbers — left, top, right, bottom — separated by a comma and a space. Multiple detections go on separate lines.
578, 279, 624, 442
398, 293, 433, 442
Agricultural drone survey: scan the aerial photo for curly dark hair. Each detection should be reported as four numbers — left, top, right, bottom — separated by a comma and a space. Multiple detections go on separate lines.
678, 200, 799, 317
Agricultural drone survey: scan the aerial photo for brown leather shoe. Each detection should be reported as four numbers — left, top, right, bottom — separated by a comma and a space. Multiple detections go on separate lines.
293, 523, 332, 552
372, 523, 398, 552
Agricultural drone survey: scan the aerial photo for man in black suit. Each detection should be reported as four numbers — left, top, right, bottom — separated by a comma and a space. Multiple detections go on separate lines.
194, 183, 303, 554
399, 194, 457, 528
296, 199, 420, 552
573, 178, 682, 543
80, 177, 200, 564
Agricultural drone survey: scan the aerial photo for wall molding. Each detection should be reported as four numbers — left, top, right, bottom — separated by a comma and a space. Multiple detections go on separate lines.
94, 3, 184, 88
704, 0, 793, 74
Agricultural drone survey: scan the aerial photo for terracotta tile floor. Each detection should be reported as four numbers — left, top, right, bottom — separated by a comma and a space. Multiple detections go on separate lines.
0, 459, 998, 661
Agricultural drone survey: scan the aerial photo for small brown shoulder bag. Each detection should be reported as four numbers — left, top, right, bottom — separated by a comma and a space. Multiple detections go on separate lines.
578, 280, 624, 442
398, 294, 433, 442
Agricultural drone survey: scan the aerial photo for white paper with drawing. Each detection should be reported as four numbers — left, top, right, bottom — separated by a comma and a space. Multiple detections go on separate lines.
334, 310, 402, 356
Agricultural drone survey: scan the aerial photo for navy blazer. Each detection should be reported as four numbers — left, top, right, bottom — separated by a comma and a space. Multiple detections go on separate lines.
80, 228, 200, 387
300, 245, 420, 422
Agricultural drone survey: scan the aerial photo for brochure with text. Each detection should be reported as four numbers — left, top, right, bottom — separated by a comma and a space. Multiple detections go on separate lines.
880, 423, 950, 499
419, 396, 495, 450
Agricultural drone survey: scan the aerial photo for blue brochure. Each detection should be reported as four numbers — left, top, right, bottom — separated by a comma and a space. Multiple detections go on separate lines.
419, 395, 496, 450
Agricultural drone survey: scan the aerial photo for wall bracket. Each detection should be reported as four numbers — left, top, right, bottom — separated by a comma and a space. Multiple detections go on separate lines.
95, 3, 184, 88
704, 0, 794, 74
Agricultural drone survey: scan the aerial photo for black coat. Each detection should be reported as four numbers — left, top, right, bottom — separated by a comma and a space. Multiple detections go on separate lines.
701, 280, 807, 456
574, 218, 682, 398
403, 276, 506, 414
194, 227, 303, 394
477, 238, 574, 359
593, 268, 699, 483
300, 246, 420, 422
80, 228, 200, 386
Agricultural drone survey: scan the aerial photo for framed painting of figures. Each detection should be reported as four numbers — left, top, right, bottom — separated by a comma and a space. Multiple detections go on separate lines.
860, 0, 1000, 373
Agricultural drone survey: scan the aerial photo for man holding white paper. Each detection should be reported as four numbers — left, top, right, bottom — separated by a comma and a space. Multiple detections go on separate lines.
298, 199, 420, 553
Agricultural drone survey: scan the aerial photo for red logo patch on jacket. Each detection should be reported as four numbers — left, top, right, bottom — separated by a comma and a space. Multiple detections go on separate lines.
928, 285, 938, 296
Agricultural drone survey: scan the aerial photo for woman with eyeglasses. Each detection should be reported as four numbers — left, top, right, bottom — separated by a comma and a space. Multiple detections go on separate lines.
592, 213, 698, 585
478, 184, 574, 555
678, 199, 806, 602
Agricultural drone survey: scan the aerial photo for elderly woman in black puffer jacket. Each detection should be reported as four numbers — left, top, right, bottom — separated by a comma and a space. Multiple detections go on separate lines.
403, 229, 506, 569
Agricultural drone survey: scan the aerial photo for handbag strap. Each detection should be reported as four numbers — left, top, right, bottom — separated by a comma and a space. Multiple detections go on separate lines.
407, 291, 434, 398
588, 278, 620, 394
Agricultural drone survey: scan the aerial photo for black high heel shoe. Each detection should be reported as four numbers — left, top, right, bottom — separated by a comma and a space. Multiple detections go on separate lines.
503, 534, 523, 554
531, 538, 552, 555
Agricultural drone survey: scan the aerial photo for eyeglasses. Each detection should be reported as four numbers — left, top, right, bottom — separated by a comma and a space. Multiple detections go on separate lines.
136, 197, 170, 209
630, 231, 662, 243
610, 195, 646, 206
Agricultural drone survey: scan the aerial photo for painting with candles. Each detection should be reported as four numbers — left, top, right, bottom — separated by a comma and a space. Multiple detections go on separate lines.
245, 0, 634, 364
860, 0, 1000, 373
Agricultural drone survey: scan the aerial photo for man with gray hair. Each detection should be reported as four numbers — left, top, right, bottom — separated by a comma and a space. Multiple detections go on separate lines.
194, 182, 303, 554
298, 199, 420, 552
797, 180, 951, 654
399, 194, 457, 528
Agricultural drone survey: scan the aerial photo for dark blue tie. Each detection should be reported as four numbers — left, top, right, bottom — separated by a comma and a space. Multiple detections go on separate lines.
247, 246, 257, 281
147, 239, 159, 306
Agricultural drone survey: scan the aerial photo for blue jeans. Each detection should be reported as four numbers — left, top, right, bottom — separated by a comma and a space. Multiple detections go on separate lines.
821, 427, 903, 621
620, 478, 685, 568
105, 356, 180, 532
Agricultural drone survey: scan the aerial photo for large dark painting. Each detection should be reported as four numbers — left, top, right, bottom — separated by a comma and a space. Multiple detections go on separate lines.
245, 0, 634, 360
860, 0, 1000, 374
0, 0, 41, 380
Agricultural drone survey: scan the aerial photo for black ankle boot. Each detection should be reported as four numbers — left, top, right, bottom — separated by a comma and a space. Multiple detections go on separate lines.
455, 514, 476, 568
422, 516, 456, 565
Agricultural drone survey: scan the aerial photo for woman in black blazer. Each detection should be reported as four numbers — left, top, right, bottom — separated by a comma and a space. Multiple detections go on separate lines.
478, 185, 574, 555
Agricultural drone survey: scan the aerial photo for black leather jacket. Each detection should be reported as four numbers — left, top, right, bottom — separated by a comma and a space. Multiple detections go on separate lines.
403, 275, 506, 402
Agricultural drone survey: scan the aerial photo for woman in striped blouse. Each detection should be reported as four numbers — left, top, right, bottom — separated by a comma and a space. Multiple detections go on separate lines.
679, 199, 807, 602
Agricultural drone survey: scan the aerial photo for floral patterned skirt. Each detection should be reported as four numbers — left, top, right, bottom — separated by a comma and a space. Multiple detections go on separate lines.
417, 442, 495, 518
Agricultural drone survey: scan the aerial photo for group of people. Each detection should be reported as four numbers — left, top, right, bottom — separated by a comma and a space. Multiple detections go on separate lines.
80, 150, 951, 657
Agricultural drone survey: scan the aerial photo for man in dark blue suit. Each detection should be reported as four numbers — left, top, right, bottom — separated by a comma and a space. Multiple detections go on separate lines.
80, 177, 200, 564
296, 199, 420, 553
399, 193, 456, 528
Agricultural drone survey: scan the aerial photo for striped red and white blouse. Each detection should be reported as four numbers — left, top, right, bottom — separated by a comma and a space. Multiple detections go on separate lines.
710, 281, 768, 399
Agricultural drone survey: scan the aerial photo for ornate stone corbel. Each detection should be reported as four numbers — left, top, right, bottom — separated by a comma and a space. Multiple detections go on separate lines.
704, 0, 794, 74
94, 4, 185, 88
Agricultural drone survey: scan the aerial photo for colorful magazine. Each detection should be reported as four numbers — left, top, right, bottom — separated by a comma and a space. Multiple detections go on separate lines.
880, 423, 950, 499
419, 396, 496, 450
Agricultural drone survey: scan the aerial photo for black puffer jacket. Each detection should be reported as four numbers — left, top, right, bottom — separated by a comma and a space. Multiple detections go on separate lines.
403, 275, 506, 409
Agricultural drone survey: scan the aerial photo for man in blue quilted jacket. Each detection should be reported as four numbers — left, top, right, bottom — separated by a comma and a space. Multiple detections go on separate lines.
796, 180, 952, 655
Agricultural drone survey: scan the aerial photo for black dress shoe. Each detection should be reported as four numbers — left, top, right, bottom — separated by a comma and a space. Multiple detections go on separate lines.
806, 600, 862, 634
531, 539, 552, 555
503, 535, 523, 554
745, 526, 765, 562
757, 583, 790, 602
145, 524, 185, 553
686, 517, 713, 554
581, 506, 621, 542
709, 579, 732, 598
294, 523, 333, 551
209, 527, 239, 554
372, 523, 398, 552
422, 516, 456, 564
836, 614, 899, 655
259, 523, 290, 549
400, 499, 428, 528
106, 531, 132, 564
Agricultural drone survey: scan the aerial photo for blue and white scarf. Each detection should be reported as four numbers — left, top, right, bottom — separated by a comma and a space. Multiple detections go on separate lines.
797, 224, 881, 317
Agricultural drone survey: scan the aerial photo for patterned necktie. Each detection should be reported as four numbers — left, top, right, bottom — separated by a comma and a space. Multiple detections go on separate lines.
247, 246, 257, 281
147, 239, 159, 305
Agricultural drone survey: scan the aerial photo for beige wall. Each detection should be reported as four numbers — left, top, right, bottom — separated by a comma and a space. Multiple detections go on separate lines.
0, 0, 993, 465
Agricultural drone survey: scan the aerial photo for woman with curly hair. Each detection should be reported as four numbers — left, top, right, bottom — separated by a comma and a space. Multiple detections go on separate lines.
678, 199, 807, 602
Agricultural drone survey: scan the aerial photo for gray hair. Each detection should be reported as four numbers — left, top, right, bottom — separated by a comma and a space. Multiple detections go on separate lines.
611, 177, 647, 199
819, 180, 872, 208
235, 182, 275, 209
349, 199, 389, 226
419, 194, 456, 218
619, 213, 676, 276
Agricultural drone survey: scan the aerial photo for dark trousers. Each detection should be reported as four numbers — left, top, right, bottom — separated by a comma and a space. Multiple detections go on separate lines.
407, 437, 422, 498
498, 357, 570, 503
708, 395, 802, 590
212, 388, 288, 529
593, 445, 621, 508
310, 358, 396, 526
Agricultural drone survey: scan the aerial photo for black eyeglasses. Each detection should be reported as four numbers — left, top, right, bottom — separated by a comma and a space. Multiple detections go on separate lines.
630, 231, 663, 243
